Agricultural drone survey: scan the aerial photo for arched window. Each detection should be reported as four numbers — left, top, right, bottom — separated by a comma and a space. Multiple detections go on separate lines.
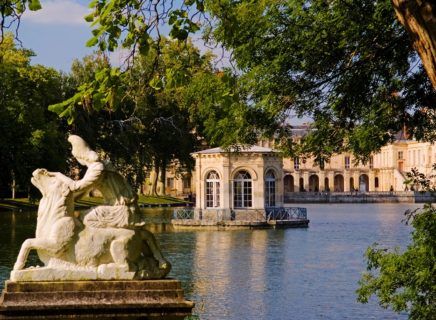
206, 171, 220, 208
309, 174, 319, 192
265, 170, 276, 207
284, 175, 294, 192
233, 170, 252, 208
334, 174, 344, 192
359, 174, 369, 192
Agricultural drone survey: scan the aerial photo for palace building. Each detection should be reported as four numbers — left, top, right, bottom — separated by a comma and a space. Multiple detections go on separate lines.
148, 128, 436, 207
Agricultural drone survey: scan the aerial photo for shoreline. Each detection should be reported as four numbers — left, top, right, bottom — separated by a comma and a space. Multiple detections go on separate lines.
0, 196, 192, 212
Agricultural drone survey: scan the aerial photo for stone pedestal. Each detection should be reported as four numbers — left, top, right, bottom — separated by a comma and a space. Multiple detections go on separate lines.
0, 280, 194, 319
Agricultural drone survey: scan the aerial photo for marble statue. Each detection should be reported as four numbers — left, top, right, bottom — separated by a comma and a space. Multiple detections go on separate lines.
11, 136, 171, 281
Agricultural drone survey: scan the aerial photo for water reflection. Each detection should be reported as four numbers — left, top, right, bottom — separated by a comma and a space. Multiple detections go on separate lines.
0, 204, 419, 319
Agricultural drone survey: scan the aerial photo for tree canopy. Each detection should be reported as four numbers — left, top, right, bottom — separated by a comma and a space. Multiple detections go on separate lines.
357, 204, 436, 319
0, 34, 69, 197
48, 38, 251, 193
2, 0, 434, 161
204, 0, 435, 161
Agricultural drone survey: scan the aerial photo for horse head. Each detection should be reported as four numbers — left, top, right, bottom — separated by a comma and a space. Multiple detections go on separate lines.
31, 169, 75, 238
31, 169, 70, 198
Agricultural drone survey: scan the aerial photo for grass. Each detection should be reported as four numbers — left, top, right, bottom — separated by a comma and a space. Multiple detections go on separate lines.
138, 194, 189, 205
0, 194, 190, 212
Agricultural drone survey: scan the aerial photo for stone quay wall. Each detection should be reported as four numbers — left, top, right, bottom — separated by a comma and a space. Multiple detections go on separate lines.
284, 191, 436, 203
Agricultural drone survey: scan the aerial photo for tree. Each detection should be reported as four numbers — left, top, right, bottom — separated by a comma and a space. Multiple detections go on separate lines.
0, 34, 69, 198
50, 39, 247, 195
356, 166, 436, 319
391, 0, 436, 88
203, 0, 435, 161
49, 53, 149, 191
357, 205, 436, 319
4, 1, 433, 161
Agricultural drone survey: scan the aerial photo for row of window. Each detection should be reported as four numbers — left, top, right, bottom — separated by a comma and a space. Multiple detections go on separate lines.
293, 156, 374, 170
205, 170, 276, 209
378, 150, 436, 168
284, 174, 378, 192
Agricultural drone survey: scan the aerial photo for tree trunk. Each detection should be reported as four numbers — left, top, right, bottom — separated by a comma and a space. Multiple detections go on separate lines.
149, 161, 160, 196
11, 170, 16, 199
392, 0, 436, 89
158, 159, 167, 196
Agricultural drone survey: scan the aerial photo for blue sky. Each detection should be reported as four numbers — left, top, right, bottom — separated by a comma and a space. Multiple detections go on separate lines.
17, 0, 227, 72
19, 0, 94, 71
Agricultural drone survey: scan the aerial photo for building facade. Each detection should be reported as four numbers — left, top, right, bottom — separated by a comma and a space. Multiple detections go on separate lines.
190, 146, 283, 218
158, 138, 436, 201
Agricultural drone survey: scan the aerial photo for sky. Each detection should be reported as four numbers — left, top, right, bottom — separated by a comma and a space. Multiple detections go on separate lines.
19, 0, 94, 71
16, 0, 230, 72
15, 0, 308, 124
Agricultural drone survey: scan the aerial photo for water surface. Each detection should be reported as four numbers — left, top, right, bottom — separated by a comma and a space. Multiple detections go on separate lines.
0, 203, 420, 319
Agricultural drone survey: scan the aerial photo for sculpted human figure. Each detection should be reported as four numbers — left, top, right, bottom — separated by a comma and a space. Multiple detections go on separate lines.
52, 135, 143, 228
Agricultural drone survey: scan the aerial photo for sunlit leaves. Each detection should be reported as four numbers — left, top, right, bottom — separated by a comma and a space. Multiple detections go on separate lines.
28, 0, 41, 11
357, 205, 436, 319
49, 66, 122, 124
168, 9, 200, 41
84, 0, 204, 57
206, 0, 434, 159
0, 35, 68, 195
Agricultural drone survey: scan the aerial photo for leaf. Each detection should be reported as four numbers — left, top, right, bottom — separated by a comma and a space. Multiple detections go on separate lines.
84, 13, 94, 23
86, 36, 99, 47
59, 105, 73, 118
149, 77, 163, 90
138, 39, 150, 56
88, 0, 98, 8
28, 0, 42, 11
48, 102, 68, 115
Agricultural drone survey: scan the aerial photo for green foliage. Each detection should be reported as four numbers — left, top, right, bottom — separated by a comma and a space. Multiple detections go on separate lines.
43, 0, 207, 139
0, 34, 69, 197
2, 0, 435, 163
49, 66, 122, 124
404, 165, 436, 192
357, 205, 436, 319
168, 9, 200, 40
182, 69, 265, 147
0, 0, 42, 38
84, 0, 204, 55
51, 38, 256, 192
205, 0, 435, 160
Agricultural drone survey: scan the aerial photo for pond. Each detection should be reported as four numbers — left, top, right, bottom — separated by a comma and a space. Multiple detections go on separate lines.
0, 203, 420, 319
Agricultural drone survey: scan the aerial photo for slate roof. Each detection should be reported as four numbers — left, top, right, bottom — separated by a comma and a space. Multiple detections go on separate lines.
193, 145, 276, 154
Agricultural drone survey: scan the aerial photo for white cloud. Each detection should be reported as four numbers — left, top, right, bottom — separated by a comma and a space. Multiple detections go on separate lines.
24, 0, 90, 26
108, 48, 131, 67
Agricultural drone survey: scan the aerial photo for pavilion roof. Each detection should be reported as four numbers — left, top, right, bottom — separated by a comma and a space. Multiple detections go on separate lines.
193, 145, 277, 155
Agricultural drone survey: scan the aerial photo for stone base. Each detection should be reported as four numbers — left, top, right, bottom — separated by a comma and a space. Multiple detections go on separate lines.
0, 280, 194, 319
171, 219, 310, 230
10, 264, 136, 282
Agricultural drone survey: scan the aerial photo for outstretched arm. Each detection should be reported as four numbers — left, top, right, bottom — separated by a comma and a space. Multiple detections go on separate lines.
69, 162, 104, 192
